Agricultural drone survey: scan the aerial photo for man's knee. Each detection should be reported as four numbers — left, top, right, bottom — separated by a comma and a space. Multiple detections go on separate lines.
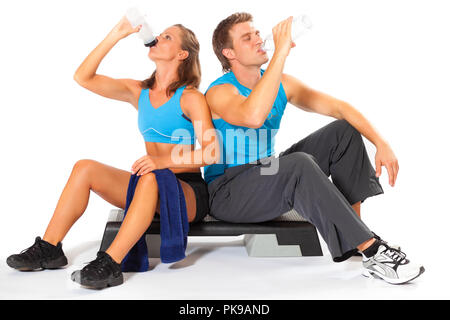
281, 152, 318, 173
331, 119, 360, 138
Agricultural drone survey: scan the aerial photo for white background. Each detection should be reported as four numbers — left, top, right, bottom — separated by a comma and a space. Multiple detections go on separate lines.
0, 0, 449, 299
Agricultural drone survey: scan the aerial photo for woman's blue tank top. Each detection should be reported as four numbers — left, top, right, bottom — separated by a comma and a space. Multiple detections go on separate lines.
203, 69, 288, 184
138, 85, 196, 145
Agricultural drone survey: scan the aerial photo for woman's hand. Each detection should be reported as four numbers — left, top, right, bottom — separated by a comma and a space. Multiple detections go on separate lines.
131, 155, 168, 176
375, 142, 399, 187
108, 16, 142, 41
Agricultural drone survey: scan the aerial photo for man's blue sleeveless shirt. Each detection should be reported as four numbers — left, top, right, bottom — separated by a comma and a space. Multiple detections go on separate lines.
204, 69, 288, 184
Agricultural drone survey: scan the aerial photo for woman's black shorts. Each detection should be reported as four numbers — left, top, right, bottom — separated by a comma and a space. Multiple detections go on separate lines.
175, 172, 209, 223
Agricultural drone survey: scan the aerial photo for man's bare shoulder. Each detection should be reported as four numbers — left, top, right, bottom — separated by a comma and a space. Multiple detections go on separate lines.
206, 83, 239, 98
206, 84, 241, 109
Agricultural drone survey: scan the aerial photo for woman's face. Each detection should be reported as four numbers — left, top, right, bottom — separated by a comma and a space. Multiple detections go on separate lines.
148, 26, 185, 62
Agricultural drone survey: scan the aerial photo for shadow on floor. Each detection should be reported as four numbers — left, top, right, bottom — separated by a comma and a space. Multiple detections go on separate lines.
64, 238, 244, 276
65, 240, 101, 262
169, 239, 244, 269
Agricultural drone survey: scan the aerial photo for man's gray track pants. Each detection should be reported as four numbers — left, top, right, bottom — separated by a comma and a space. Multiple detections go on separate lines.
207, 119, 384, 262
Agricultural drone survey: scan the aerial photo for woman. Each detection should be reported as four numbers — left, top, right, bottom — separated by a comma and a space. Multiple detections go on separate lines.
6, 16, 219, 289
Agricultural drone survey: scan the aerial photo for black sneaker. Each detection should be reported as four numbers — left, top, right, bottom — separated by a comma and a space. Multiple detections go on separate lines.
6, 236, 68, 271
71, 251, 123, 289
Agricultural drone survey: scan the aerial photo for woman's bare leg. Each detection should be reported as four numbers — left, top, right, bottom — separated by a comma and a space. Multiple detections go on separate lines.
105, 174, 197, 264
42, 159, 131, 246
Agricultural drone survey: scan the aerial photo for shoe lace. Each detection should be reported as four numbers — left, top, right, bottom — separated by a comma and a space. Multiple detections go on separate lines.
381, 245, 408, 268
20, 238, 50, 261
83, 253, 116, 276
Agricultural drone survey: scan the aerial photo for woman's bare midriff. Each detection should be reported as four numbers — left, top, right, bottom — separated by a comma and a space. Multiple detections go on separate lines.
144, 141, 200, 222
144, 141, 200, 174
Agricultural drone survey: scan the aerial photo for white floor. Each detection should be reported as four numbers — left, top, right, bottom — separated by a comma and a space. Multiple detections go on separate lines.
0, 235, 440, 300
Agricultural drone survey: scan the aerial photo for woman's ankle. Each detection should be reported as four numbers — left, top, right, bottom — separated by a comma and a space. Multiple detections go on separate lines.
42, 235, 60, 247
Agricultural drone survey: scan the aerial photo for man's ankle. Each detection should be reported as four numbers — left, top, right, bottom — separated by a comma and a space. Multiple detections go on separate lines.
361, 239, 383, 258
357, 237, 376, 252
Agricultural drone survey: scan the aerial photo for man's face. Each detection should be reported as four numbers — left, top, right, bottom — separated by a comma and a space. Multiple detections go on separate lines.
227, 21, 269, 68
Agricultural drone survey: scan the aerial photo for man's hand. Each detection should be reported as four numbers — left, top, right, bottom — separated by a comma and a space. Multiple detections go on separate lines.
131, 155, 168, 176
272, 16, 296, 58
375, 142, 399, 187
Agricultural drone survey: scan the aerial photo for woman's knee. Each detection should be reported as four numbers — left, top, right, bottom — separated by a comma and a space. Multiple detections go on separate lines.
134, 173, 159, 209
72, 159, 98, 181
136, 172, 158, 189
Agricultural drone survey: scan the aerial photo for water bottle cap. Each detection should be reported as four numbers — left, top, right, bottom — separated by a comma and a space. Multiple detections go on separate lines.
145, 38, 158, 47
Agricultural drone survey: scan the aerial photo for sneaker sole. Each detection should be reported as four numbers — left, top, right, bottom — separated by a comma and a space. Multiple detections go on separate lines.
71, 270, 124, 289
7, 256, 68, 271
362, 266, 425, 284
42, 256, 68, 269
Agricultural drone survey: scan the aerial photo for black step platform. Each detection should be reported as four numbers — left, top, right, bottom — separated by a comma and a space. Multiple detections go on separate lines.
100, 209, 323, 257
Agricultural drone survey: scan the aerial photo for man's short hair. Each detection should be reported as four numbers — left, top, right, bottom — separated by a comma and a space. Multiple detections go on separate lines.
212, 12, 253, 73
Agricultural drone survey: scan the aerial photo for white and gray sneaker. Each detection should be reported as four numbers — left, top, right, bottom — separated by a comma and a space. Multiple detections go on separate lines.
362, 243, 425, 285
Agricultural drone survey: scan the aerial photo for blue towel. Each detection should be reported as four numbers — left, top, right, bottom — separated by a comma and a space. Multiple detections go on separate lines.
120, 169, 189, 272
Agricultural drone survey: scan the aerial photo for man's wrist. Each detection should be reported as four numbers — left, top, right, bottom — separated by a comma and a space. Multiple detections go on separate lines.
271, 51, 288, 65
375, 138, 388, 149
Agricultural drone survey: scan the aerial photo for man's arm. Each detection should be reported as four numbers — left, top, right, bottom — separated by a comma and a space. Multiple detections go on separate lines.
205, 62, 284, 129
282, 73, 387, 148
282, 73, 399, 186
206, 17, 294, 128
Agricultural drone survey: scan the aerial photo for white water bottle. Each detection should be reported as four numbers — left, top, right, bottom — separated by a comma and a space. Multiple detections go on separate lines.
262, 15, 313, 52
125, 7, 158, 47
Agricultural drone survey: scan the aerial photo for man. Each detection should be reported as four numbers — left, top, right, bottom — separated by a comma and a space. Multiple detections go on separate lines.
204, 12, 424, 284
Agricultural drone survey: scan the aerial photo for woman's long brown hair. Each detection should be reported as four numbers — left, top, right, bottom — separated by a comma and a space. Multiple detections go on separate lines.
142, 24, 201, 96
